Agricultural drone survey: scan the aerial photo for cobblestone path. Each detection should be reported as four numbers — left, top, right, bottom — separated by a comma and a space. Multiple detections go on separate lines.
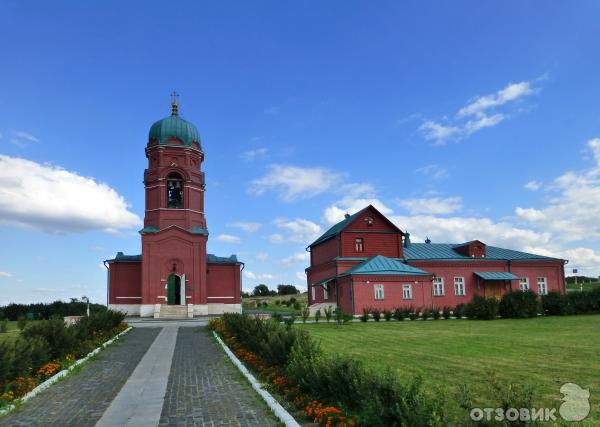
159, 327, 277, 427
0, 326, 279, 427
0, 328, 160, 427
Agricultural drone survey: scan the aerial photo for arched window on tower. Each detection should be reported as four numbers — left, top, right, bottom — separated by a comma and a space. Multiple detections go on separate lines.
167, 173, 184, 208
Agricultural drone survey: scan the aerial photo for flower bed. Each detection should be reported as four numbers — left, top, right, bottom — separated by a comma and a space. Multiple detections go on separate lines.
210, 313, 449, 426
0, 310, 127, 408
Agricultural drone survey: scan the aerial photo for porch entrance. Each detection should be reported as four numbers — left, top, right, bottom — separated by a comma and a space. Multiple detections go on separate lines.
167, 274, 181, 305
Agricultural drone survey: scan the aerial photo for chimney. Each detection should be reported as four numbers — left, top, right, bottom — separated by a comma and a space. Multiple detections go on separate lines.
403, 232, 411, 248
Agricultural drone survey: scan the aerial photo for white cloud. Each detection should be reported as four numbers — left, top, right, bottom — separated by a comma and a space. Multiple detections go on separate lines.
280, 252, 310, 267
259, 273, 275, 280
228, 221, 262, 232
457, 81, 534, 118
255, 252, 269, 262
398, 197, 462, 215
419, 80, 538, 144
13, 131, 41, 143
416, 164, 448, 180
516, 138, 600, 243
0, 271, 12, 278
323, 198, 392, 226
389, 214, 551, 251
295, 271, 306, 281
215, 234, 241, 244
249, 164, 343, 202
524, 180, 541, 191
244, 271, 257, 280
241, 148, 268, 161
419, 120, 460, 143
0, 155, 141, 233
273, 218, 321, 244
268, 233, 285, 244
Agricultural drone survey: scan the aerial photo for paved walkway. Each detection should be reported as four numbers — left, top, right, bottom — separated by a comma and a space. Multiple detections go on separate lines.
0, 326, 278, 427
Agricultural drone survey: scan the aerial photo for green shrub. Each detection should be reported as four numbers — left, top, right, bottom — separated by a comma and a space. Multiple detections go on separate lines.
421, 309, 430, 320
271, 312, 283, 323
408, 310, 419, 320
262, 301, 268, 307
392, 308, 405, 321
293, 302, 301, 310
499, 290, 539, 318
0, 319, 7, 333
301, 306, 310, 323
442, 306, 452, 319
0, 341, 13, 383
22, 318, 76, 359
275, 300, 281, 305
283, 315, 296, 328
383, 309, 392, 321
371, 308, 381, 322
324, 305, 333, 322
17, 316, 27, 331
289, 297, 297, 304
454, 303, 466, 318
541, 291, 567, 315
334, 307, 353, 325
360, 308, 370, 322
432, 309, 441, 320
465, 296, 499, 320
314, 308, 321, 323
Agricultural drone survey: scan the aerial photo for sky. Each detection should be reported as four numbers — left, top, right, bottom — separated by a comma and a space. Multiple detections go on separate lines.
1, 1, 600, 304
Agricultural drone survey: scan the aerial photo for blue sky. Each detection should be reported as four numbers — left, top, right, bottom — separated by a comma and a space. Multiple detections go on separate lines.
1, 1, 600, 304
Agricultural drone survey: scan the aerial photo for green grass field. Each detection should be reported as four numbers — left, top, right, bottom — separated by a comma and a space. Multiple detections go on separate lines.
243, 293, 308, 315
566, 281, 600, 291
0, 321, 24, 343
299, 316, 600, 423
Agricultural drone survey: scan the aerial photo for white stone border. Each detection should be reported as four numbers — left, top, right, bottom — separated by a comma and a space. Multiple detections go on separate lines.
0, 326, 133, 417
212, 331, 301, 427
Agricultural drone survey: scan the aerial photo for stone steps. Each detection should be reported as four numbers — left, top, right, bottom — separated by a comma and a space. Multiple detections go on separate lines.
156, 305, 191, 319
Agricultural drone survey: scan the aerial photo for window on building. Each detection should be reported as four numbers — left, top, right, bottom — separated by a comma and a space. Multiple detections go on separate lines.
323, 285, 329, 300
374, 284, 384, 300
311, 285, 315, 301
433, 277, 444, 296
519, 277, 529, 292
454, 277, 465, 296
355, 237, 364, 252
537, 277, 548, 295
167, 173, 184, 208
402, 284, 412, 299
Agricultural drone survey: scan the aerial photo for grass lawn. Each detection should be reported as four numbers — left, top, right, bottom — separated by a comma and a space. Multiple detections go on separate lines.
0, 321, 25, 344
243, 293, 308, 315
566, 281, 600, 291
299, 315, 600, 423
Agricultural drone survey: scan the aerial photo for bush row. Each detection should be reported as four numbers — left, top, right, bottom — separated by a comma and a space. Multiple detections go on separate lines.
0, 310, 126, 398
542, 288, 600, 315
211, 313, 450, 426
0, 299, 106, 321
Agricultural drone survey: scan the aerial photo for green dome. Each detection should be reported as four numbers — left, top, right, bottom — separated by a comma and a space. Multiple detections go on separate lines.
148, 108, 201, 148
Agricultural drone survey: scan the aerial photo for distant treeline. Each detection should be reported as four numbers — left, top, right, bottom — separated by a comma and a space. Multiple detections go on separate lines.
0, 299, 106, 320
566, 275, 600, 284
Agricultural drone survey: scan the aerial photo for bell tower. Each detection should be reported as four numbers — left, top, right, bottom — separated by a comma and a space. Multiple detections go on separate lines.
140, 94, 209, 308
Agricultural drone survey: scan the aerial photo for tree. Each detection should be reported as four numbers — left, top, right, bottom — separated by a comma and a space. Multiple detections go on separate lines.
252, 284, 272, 297
277, 284, 299, 295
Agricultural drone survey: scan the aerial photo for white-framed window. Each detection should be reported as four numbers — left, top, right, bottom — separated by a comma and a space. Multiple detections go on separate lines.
323, 285, 329, 300
355, 237, 364, 252
374, 284, 384, 300
454, 277, 465, 296
433, 277, 444, 296
519, 277, 529, 292
537, 277, 548, 295
402, 284, 412, 299
311, 285, 316, 301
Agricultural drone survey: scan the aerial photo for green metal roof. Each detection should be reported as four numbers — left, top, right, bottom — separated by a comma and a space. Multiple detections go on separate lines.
309, 210, 362, 247
343, 255, 431, 276
106, 252, 141, 263
207, 254, 240, 264
475, 271, 521, 281
148, 112, 201, 147
403, 243, 561, 261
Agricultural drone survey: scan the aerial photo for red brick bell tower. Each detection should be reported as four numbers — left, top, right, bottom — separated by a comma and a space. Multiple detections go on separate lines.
140, 94, 209, 311
106, 95, 242, 318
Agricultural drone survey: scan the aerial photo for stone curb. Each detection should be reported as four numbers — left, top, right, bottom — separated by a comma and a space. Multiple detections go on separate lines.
212, 331, 301, 427
0, 326, 133, 417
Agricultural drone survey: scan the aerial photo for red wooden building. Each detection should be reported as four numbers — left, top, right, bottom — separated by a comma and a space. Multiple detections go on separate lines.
104, 99, 242, 317
306, 205, 566, 314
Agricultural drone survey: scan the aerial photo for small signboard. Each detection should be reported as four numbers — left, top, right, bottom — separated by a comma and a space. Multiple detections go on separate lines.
573, 268, 578, 274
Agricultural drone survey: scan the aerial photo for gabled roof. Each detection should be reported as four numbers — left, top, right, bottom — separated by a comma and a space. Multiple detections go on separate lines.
343, 255, 431, 276
403, 243, 561, 261
475, 272, 521, 281
106, 252, 142, 263
309, 205, 402, 247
